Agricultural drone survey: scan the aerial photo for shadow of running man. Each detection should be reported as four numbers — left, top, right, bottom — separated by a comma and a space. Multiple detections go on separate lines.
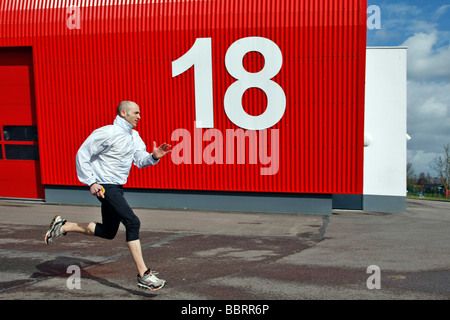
31, 256, 157, 298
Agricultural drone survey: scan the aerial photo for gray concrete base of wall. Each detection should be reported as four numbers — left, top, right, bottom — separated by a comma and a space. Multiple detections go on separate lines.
362, 194, 407, 213
44, 187, 406, 214
332, 194, 406, 213
44, 186, 332, 215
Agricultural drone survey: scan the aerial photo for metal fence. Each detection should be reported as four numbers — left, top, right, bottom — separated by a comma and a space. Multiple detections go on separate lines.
408, 185, 449, 199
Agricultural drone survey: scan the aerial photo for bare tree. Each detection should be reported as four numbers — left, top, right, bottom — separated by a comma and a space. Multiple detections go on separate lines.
430, 143, 450, 190
407, 162, 416, 186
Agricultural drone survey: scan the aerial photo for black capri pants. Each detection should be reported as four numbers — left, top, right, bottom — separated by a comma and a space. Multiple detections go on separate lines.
94, 184, 140, 242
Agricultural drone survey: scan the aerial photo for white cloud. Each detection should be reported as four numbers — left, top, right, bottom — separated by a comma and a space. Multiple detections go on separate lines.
369, 3, 438, 47
434, 5, 450, 19
407, 149, 438, 174
369, 2, 450, 176
419, 96, 447, 117
407, 80, 450, 173
401, 32, 450, 81
399, 25, 450, 175
384, 3, 421, 17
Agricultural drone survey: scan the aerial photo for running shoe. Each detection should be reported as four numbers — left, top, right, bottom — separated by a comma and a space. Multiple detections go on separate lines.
137, 269, 166, 291
44, 215, 67, 245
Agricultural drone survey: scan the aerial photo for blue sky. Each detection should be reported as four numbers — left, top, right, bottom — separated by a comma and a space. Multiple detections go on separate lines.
367, 1, 450, 176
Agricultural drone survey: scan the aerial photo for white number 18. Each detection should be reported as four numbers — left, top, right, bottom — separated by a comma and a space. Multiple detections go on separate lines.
172, 37, 286, 130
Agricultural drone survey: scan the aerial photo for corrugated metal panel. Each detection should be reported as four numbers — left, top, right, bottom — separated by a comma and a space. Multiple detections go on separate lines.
0, 0, 366, 194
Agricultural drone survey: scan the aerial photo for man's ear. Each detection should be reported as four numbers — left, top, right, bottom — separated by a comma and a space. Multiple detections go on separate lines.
120, 109, 127, 118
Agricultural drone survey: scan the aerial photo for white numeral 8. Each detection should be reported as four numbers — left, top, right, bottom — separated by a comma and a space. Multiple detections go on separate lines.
224, 37, 286, 130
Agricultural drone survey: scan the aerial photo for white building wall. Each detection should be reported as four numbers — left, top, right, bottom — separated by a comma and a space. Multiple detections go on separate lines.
363, 47, 407, 211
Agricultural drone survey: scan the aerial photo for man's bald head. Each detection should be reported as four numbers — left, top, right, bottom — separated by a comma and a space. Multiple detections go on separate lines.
117, 101, 141, 127
117, 101, 139, 116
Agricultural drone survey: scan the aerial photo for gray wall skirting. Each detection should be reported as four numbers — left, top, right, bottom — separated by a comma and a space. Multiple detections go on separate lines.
44, 186, 332, 215
362, 194, 406, 213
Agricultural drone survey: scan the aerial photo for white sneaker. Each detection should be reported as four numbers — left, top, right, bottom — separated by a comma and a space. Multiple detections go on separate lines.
44, 215, 66, 245
137, 269, 166, 291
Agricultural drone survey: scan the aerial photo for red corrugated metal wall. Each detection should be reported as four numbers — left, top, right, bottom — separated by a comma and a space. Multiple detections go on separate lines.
0, 0, 366, 194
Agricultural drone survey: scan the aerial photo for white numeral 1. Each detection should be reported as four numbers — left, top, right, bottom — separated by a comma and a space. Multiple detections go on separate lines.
172, 37, 286, 130
172, 38, 214, 128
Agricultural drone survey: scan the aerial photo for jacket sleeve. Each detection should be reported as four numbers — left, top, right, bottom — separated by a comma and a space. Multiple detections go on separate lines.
132, 134, 159, 169
75, 127, 111, 186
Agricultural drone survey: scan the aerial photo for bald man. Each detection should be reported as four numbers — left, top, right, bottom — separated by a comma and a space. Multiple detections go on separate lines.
45, 101, 171, 291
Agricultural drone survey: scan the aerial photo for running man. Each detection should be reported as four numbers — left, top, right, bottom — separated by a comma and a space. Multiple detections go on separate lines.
44, 100, 171, 291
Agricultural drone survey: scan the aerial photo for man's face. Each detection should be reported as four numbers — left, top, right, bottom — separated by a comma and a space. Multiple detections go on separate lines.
122, 104, 141, 127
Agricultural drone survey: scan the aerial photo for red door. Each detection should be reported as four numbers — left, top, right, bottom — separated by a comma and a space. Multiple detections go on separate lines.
0, 47, 45, 199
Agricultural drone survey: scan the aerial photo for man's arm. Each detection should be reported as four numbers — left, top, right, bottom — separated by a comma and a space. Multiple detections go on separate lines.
133, 138, 171, 168
75, 128, 110, 187
76, 142, 98, 187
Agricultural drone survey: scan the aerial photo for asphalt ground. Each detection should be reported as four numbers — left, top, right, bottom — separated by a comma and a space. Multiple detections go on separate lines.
0, 197, 448, 311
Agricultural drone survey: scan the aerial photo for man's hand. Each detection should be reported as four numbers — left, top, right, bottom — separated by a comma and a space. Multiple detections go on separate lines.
152, 141, 172, 160
90, 183, 105, 198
